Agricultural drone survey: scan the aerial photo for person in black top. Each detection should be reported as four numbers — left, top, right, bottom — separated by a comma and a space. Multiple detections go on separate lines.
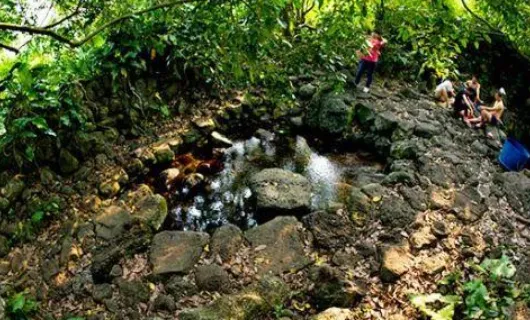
453, 87, 476, 127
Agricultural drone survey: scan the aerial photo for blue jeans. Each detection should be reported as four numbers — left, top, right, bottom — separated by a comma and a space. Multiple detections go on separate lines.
355, 60, 376, 88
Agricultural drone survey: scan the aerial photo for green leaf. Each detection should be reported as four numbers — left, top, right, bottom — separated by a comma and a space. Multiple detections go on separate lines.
25, 145, 35, 161
31, 117, 49, 131
31, 211, 44, 223
10, 293, 26, 312
410, 293, 461, 320
481, 255, 516, 280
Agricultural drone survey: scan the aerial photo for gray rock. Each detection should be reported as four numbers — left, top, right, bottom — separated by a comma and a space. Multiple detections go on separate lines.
95, 206, 132, 240
166, 276, 198, 300
390, 140, 419, 160
302, 211, 356, 249
415, 121, 441, 138
245, 216, 311, 275
250, 168, 311, 220
293, 136, 312, 172
153, 294, 176, 312
471, 140, 489, 155
299, 83, 317, 99
495, 172, 530, 216
382, 171, 415, 186
118, 279, 150, 306
453, 186, 488, 222
354, 102, 376, 126
377, 197, 415, 229
399, 186, 427, 211
180, 276, 288, 320
309, 265, 365, 311
0, 236, 8, 258
59, 149, 79, 174
195, 265, 230, 292
93, 283, 113, 303
131, 194, 168, 230
307, 93, 354, 135
150, 231, 209, 275
373, 111, 399, 135
210, 224, 244, 262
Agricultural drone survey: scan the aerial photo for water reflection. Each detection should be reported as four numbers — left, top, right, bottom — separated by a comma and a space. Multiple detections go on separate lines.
165, 132, 370, 231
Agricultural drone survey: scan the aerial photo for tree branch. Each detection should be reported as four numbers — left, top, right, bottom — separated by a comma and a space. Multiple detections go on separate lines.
0, 23, 75, 45
44, 0, 83, 29
461, 0, 530, 63
0, 0, 209, 49
0, 43, 19, 53
461, 0, 501, 34
71, 0, 208, 47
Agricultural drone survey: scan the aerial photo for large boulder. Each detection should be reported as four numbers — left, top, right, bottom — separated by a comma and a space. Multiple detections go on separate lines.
250, 168, 311, 220
245, 216, 311, 275
150, 231, 209, 275
125, 185, 168, 230
194, 265, 230, 293
307, 93, 354, 135
180, 276, 288, 320
380, 246, 414, 282
372, 111, 399, 135
95, 206, 133, 240
210, 224, 245, 262
131, 194, 168, 230
310, 265, 365, 311
303, 211, 356, 249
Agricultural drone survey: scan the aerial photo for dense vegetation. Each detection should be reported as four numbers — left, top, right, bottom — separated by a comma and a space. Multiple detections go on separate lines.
0, 0, 529, 169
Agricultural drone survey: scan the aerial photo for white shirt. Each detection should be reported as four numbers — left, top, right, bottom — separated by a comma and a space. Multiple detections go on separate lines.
436, 80, 454, 93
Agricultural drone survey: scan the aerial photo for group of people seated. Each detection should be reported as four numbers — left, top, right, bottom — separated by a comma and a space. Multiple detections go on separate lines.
434, 75, 506, 138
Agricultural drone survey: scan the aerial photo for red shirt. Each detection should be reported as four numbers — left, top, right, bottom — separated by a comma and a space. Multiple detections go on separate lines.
362, 39, 384, 62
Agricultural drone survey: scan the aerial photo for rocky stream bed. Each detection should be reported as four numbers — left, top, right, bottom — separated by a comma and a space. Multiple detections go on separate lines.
1, 78, 530, 319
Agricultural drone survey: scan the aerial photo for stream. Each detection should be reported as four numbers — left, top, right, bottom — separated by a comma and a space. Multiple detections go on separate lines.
152, 130, 383, 232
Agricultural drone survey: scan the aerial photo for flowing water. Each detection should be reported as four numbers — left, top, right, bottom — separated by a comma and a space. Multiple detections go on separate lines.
156, 131, 383, 231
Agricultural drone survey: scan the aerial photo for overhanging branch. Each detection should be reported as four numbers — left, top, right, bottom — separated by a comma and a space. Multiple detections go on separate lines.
44, 0, 84, 29
0, 0, 209, 50
0, 43, 19, 53
461, 0, 530, 63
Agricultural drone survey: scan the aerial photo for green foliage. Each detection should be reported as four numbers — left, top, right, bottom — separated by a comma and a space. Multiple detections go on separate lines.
410, 293, 461, 320
6, 291, 38, 320
0, 0, 528, 169
11, 197, 60, 243
411, 255, 522, 320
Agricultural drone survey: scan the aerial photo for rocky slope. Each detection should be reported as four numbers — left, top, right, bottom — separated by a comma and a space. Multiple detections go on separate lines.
1, 78, 530, 319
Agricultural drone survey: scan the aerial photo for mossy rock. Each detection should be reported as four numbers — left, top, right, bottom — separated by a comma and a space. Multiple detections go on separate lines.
180, 276, 288, 320
59, 149, 80, 174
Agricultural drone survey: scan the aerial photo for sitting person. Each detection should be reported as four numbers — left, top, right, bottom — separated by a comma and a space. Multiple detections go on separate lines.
453, 86, 476, 126
478, 88, 506, 137
465, 74, 483, 109
434, 79, 455, 107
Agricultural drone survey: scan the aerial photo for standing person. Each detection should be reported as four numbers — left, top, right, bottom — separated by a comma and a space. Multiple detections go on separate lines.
354, 31, 387, 93
434, 79, 455, 107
